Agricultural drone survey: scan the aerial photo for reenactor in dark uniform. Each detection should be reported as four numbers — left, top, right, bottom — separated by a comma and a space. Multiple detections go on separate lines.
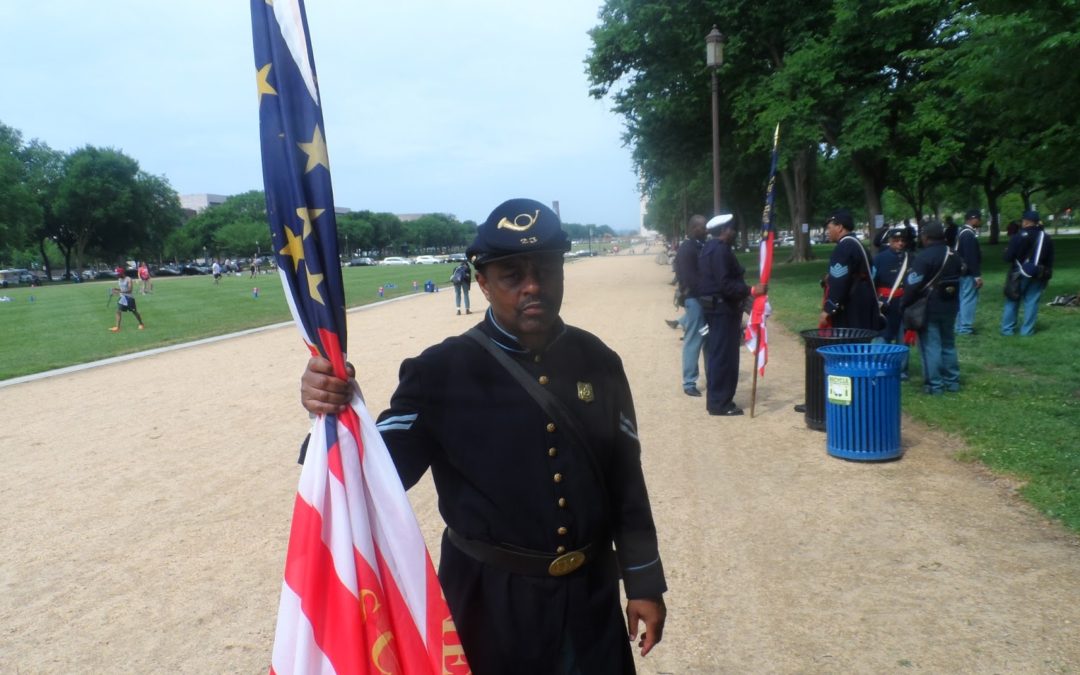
872, 226, 912, 378
301, 198, 667, 674
819, 209, 883, 330
954, 209, 984, 334
1000, 210, 1055, 336
696, 215, 765, 416
901, 221, 963, 395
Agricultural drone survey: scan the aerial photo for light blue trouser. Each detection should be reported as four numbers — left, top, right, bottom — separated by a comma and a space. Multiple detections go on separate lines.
955, 276, 979, 333
1000, 277, 1045, 336
918, 310, 960, 394
682, 297, 707, 388
454, 283, 470, 310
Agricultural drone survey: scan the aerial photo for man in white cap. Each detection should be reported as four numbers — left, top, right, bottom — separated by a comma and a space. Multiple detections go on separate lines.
697, 214, 765, 416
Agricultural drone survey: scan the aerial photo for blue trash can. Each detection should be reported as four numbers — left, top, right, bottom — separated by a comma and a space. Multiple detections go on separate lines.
816, 344, 909, 461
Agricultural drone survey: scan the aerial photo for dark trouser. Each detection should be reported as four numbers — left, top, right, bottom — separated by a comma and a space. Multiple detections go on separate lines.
439, 530, 632, 675
704, 310, 741, 411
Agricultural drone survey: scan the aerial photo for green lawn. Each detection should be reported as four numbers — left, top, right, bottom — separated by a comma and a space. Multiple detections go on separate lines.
757, 236, 1080, 532
0, 264, 458, 379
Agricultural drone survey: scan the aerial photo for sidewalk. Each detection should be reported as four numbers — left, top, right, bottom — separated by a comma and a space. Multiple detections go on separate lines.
0, 253, 1077, 673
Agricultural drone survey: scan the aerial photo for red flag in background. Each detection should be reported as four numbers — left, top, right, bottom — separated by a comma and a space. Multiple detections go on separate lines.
250, 2, 467, 673
744, 124, 781, 376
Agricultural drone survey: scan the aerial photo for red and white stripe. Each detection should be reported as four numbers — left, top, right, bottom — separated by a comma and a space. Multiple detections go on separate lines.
745, 230, 774, 376
270, 391, 467, 674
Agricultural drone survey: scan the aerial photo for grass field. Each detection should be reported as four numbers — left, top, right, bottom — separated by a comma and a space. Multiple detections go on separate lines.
758, 236, 1080, 532
0, 264, 459, 380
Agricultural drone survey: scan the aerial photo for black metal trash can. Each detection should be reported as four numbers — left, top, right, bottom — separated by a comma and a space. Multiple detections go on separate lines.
799, 327, 878, 431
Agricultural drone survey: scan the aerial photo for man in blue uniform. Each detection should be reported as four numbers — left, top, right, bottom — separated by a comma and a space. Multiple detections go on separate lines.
301, 198, 667, 675
819, 209, 882, 330
872, 226, 912, 378
697, 215, 765, 416
902, 221, 963, 394
1001, 210, 1055, 336
671, 214, 708, 396
954, 209, 983, 334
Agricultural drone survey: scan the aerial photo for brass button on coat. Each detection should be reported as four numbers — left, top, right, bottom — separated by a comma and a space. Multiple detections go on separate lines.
557, 526, 568, 536
548, 447, 557, 457
553, 473, 563, 483
558, 497, 567, 508
556, 545, 566, 554
539, 375, 549, 385
546, 423, 556, 433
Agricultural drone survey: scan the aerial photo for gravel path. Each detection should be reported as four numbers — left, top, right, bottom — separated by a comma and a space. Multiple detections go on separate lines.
1, 251, 1077, 673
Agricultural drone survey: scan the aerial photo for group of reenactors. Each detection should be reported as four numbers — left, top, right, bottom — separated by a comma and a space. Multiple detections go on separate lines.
821, 207, 1055, 395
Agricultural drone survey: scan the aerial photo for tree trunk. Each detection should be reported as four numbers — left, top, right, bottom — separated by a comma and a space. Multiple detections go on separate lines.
986, 191, 1001, 246
60, 244, 73, 279
984, 169, 1004, 246
854, 154, 886, 238
785, 147, 814, 263
38, 238, 52, 281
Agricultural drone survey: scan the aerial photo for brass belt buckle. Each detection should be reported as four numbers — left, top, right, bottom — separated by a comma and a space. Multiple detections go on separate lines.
548, 550, 586, 576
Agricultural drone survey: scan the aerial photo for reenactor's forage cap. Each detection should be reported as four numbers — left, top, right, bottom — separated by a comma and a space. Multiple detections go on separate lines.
466, 198, 571, 266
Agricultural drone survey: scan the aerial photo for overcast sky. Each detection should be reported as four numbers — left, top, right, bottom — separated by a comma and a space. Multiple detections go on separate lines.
1, 1, 645, 229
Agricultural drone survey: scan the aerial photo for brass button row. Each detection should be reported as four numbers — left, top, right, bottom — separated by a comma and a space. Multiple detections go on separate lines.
539, 375, 549, 385
546, 422, 556, 433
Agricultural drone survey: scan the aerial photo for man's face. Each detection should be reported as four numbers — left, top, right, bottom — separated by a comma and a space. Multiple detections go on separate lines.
968, 217, 982, 228
1022, 218, 1037, 228
689, 218, 707, 241
888, 236, 906, 253
826, 220, 844, 242
476, 252, 565, 345
716, 227, 736, 243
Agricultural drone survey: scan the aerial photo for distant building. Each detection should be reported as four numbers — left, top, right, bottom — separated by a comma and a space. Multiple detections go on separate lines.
181, 192, 352, 218
180, 193, 228, 214
638, 185, 660, 238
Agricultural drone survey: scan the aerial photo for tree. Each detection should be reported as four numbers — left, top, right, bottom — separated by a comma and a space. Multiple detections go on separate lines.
53, 146, 144, 272
170, 190, 266, 260
0, 123, 41, 265
133, 172, 184, 263
21, 139, 66, 278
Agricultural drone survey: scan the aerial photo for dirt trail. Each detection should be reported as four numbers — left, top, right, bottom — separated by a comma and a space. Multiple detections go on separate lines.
1, 252, 1077, 673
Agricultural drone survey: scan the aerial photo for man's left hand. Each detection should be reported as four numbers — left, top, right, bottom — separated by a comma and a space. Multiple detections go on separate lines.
626, 597, 666, 657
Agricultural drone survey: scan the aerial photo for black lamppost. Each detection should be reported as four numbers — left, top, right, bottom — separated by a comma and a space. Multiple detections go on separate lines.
706, 26, 725, 215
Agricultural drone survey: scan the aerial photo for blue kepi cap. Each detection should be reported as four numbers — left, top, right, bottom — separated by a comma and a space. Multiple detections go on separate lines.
467, 198, 571, 266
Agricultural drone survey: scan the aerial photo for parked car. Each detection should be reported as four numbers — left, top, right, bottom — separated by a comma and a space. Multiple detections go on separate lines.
154, 265, 183, 276
413, 255, 439, 265
447, 253, 467, 263
180, 263, 209, 275
348, 257, 375, 267
380, 256, 411, 265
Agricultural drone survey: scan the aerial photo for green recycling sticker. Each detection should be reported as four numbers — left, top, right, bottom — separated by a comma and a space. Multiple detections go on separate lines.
828, 375, 852, 405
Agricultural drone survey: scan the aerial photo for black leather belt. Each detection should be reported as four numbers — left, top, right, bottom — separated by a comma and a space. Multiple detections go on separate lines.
446, 528, 593, 577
